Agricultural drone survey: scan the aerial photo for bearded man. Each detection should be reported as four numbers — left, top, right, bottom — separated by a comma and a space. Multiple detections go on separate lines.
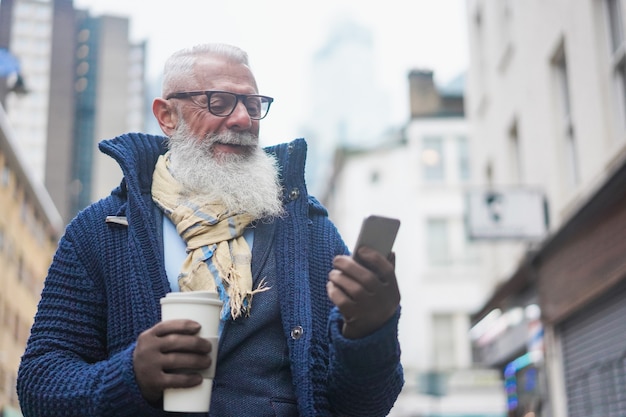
17, 43, 404, 417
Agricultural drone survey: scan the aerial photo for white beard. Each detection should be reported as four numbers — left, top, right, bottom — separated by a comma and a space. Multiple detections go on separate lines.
167, 122, 285, 220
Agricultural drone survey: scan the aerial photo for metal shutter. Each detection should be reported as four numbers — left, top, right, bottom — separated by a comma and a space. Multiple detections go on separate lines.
559, 280, 626, 416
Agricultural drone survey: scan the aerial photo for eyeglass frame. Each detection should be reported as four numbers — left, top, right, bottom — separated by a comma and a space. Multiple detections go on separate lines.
165, 90, 274, 120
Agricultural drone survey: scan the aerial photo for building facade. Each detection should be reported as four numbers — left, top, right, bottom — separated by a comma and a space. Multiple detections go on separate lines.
465, 0, 626, 415
71, 12, 147, 215
0, 0, 146, 224
0, 103, 62, 416
324, 70, 506, 417
0, 0, 55, 185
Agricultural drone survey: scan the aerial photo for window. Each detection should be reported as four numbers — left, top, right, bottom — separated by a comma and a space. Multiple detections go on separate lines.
17, 256, 25, 283
432, 313, 456, 370
508, 121, 523, 183
1, 164, 9, 187
422, 136, 445, 181
370, 170, 380, 184
426, 218, 450, 265
618, 61, 626, 124
553, 46, 579, 188
457, 136, 470, 181
473, 5, 486, 91
606, 0, 626, 134
497, 0, 514, 71
428, 217, 480, 266
78, 28, 90, 43
20, 199, 29, 222
608, 0, 625, 53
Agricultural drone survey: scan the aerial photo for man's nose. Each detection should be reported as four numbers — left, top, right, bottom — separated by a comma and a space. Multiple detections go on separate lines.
225, 101, 252, 130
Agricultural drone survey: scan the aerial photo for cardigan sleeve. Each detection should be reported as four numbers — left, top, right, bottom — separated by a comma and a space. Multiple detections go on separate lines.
17, 229, 168, 417
327, 306, 404, 417
306, 213, 404, 416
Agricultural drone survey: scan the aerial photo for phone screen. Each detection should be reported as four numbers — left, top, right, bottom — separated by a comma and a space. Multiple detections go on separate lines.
353, 215, 401, 258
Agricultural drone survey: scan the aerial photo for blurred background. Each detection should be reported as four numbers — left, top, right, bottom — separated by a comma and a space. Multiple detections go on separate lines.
1, 0, 626, 416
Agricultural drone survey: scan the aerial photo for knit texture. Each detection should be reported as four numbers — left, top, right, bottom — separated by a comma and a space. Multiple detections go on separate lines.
17, 133, 404, 416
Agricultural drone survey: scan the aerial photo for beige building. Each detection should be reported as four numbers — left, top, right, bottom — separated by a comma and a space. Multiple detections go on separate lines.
0, 103, 62, 414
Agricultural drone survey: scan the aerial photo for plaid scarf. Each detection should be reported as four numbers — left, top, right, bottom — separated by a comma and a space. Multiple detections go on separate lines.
151, 153, 267, 319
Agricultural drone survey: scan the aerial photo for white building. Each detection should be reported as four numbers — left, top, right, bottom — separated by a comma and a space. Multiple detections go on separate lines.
324, 71, 506, 417
465, 0, 626, 415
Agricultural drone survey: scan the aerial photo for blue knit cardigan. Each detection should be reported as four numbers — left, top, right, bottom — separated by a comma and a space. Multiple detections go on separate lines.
17, 133, 403, 416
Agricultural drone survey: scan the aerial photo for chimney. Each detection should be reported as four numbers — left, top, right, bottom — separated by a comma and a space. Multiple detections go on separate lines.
408, 69, 440, 118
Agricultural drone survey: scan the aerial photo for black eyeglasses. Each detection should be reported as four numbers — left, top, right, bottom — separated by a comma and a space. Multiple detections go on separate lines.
165, 90, 274, 120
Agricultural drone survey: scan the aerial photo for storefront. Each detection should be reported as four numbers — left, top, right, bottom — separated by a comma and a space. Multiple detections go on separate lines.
536, 157, 626, 416
472, 156, 626, 416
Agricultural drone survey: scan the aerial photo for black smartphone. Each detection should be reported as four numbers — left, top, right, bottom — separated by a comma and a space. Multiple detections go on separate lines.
353, 215, 401, 259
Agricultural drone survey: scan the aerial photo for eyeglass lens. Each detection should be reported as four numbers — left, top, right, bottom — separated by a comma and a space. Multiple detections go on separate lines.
208, 92, 270, 119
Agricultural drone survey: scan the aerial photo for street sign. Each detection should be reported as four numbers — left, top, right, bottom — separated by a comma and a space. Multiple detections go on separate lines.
465, 187, 548, 240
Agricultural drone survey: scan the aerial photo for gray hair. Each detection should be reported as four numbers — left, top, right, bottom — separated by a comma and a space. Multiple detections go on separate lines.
161, 43, 251, 97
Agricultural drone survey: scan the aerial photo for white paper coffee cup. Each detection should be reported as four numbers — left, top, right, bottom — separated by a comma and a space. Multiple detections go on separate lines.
160, 291, 223, 413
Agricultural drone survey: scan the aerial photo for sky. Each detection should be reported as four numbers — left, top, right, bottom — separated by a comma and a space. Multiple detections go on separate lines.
73, 0, 470, 145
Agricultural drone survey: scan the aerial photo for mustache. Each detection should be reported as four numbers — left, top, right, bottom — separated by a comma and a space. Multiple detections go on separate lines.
206, 131, 258, 147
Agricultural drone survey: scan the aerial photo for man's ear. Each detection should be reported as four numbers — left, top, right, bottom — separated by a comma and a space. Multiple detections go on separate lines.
152, 98, 178, 136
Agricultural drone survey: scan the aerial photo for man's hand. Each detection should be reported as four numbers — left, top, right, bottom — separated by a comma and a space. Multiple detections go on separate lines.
133, 319, 213, 403
327, 247, 401, 339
